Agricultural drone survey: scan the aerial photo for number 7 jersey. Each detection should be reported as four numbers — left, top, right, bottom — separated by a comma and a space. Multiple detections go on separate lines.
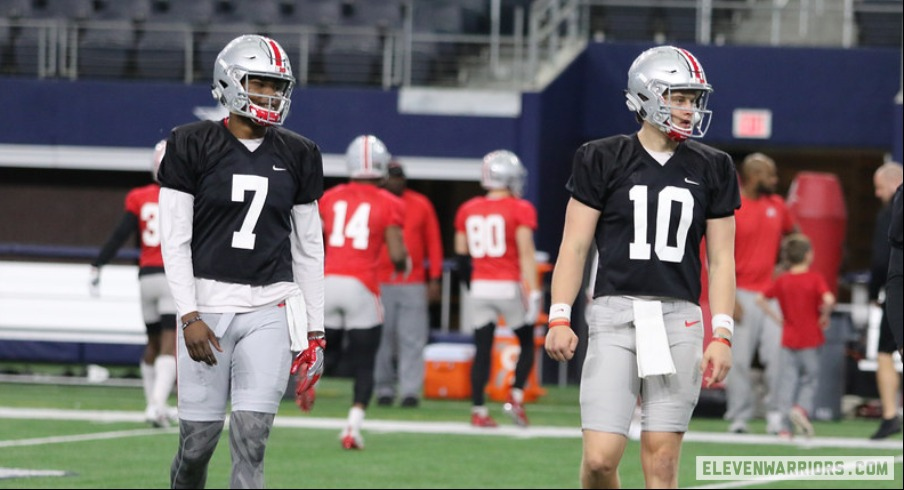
568, 133, 740, 304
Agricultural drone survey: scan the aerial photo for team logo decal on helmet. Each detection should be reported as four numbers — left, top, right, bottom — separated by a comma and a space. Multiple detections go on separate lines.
345, 135, 392, 179
624, 45, 713, 141
481, 150, 527, 197
211, 34, 296, 126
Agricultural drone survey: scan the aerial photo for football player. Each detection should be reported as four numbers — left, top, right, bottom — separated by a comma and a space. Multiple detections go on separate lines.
454, 150, 542, 428
545, 45, 737, 488
157, 34, 325, 489
91, 140, 178, 429
319, 135, 409, 450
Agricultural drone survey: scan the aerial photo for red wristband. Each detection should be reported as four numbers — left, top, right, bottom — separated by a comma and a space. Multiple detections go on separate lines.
711, 336, 732, 348
548, 318, 571, 329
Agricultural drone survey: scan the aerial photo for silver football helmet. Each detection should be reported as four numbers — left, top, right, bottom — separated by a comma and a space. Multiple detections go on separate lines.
481, 150, 527, 197
151, 139, 166, 183
345, 135, 391, 179
211, 34, 295, 126
625, 45, 713, 141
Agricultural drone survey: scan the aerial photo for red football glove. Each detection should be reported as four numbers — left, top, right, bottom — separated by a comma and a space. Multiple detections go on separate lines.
290, 337, 326, 413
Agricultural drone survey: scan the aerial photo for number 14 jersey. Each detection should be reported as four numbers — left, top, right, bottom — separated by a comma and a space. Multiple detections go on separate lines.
568, 133, 740, 304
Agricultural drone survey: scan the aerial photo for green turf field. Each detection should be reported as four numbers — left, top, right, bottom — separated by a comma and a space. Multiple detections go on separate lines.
0, 376, 900, 489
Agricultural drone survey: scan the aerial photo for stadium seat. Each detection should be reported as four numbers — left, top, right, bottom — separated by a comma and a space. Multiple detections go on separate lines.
78, 22, 136, 79
598, 6, 657, 42
321, 29, 382, 86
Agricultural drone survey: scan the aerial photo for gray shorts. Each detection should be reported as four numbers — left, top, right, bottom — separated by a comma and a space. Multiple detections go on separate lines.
176, 304, 292, 421
324, 275, 383, 329
580, 296, 703, 435
139, 272, 176, 324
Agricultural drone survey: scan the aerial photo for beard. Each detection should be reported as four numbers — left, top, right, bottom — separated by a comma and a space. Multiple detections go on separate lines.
756, 182, 775, 195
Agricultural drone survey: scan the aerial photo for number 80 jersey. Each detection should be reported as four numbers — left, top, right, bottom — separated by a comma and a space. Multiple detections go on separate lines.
568, 134, 740, 304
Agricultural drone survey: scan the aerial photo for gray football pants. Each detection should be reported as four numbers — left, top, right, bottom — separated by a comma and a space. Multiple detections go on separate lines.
724, 288, 782, 423
374, 283, 429, 399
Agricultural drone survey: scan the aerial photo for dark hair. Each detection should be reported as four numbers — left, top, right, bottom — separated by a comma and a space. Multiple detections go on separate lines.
781, 233, 812, 266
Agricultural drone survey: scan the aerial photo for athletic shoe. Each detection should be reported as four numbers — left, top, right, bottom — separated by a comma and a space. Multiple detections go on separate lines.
145, 406, 169, 429
376, 396, 393, 407
766, 411, 783, 435
728, 420, 748, 434
869, 416, 902, 440
340, 427, 364, 450
778, 430, 793, 440
400, 396, 419, 408
789, 405, 814, 437
470, 413, 498, 428
503, 394, 529, 427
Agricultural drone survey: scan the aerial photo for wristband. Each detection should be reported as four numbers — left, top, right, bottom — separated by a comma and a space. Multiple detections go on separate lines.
548, 318, 572, 329
711, 313, 734, 336
181, 315, 203, 330
711, 336, 732, 348
548, 303, 572, 321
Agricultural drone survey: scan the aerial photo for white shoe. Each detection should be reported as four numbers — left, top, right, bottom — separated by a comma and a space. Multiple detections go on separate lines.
766, 411, 783, 435
144, 406, 169, 428
340, 427, 364, 450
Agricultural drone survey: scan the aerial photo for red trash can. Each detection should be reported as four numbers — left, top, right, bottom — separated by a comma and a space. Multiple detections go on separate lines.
786, 172, 847, 295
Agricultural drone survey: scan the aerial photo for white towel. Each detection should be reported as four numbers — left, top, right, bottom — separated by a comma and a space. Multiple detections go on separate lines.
285, 293, 309, 352
213, 312, 235, 338
633, 300, 676, 378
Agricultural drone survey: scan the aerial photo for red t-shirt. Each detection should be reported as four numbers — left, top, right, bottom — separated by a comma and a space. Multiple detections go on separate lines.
454, 196, 537, 281
735, 194, 795, 292
126, 184, 164, 268
764, 271, 830, 349
377, 189, 444, 284
320, 182, 404, 294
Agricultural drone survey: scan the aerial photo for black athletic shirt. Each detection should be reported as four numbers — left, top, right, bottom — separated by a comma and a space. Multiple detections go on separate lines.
567, 133, 740, 304
157, 119, 324, 286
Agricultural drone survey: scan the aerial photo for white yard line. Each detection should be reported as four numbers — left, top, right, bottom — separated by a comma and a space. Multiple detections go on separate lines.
1, 406, 901, 449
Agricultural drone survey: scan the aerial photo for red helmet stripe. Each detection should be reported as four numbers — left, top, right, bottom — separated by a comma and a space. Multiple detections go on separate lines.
677, 48, 706, 84
266, 38, 285, 73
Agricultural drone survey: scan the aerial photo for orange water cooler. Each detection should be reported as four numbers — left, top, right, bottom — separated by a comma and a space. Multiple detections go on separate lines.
786, 172, 847, 295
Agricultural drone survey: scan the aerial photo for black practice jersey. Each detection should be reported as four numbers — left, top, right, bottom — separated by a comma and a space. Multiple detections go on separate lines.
567, 133, 740, 304
891, 184, 903, 249
157, 119, 324, 286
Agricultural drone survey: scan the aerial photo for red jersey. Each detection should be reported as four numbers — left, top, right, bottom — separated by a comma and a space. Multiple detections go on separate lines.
320, 182, 405, 294
454, 196, 537, 281
735, 194, 795, 292
377, 189, 444, 284
126, 184, 164, 268
764, 271, 830, 349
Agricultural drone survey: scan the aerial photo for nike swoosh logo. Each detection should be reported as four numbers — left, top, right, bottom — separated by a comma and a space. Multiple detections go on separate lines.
273, 165, 288, 171
685, 320, 700, 327
684, 177, 700, 185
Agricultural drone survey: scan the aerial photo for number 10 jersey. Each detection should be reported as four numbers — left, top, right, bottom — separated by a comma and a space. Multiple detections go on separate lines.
567, 133, 740, 304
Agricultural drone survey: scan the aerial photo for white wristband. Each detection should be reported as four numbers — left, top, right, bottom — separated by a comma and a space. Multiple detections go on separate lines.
712, 313, 734, 336
549, 303, 572, 321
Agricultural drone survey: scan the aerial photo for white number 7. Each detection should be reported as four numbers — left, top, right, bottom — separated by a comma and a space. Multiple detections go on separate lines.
231, 175, 269, 250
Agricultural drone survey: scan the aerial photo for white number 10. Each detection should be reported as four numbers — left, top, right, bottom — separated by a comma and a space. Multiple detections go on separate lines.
628, 185, 693, 263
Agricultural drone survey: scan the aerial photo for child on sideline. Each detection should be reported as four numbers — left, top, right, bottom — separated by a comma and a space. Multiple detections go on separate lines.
757, 233, 835, 438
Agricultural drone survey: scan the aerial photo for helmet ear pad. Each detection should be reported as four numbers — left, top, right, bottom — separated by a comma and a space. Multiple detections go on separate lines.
625, 92, 647, 118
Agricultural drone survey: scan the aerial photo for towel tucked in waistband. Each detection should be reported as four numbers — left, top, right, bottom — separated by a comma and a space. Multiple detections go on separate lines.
632, 299, 676, 378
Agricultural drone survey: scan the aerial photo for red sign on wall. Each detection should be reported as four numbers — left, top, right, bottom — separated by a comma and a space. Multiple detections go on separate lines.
732, 109, 772, 139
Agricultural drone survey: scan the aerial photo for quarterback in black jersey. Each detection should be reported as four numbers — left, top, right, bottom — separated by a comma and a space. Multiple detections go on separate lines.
545, 46, 739, 488
157, 35, 325, 489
